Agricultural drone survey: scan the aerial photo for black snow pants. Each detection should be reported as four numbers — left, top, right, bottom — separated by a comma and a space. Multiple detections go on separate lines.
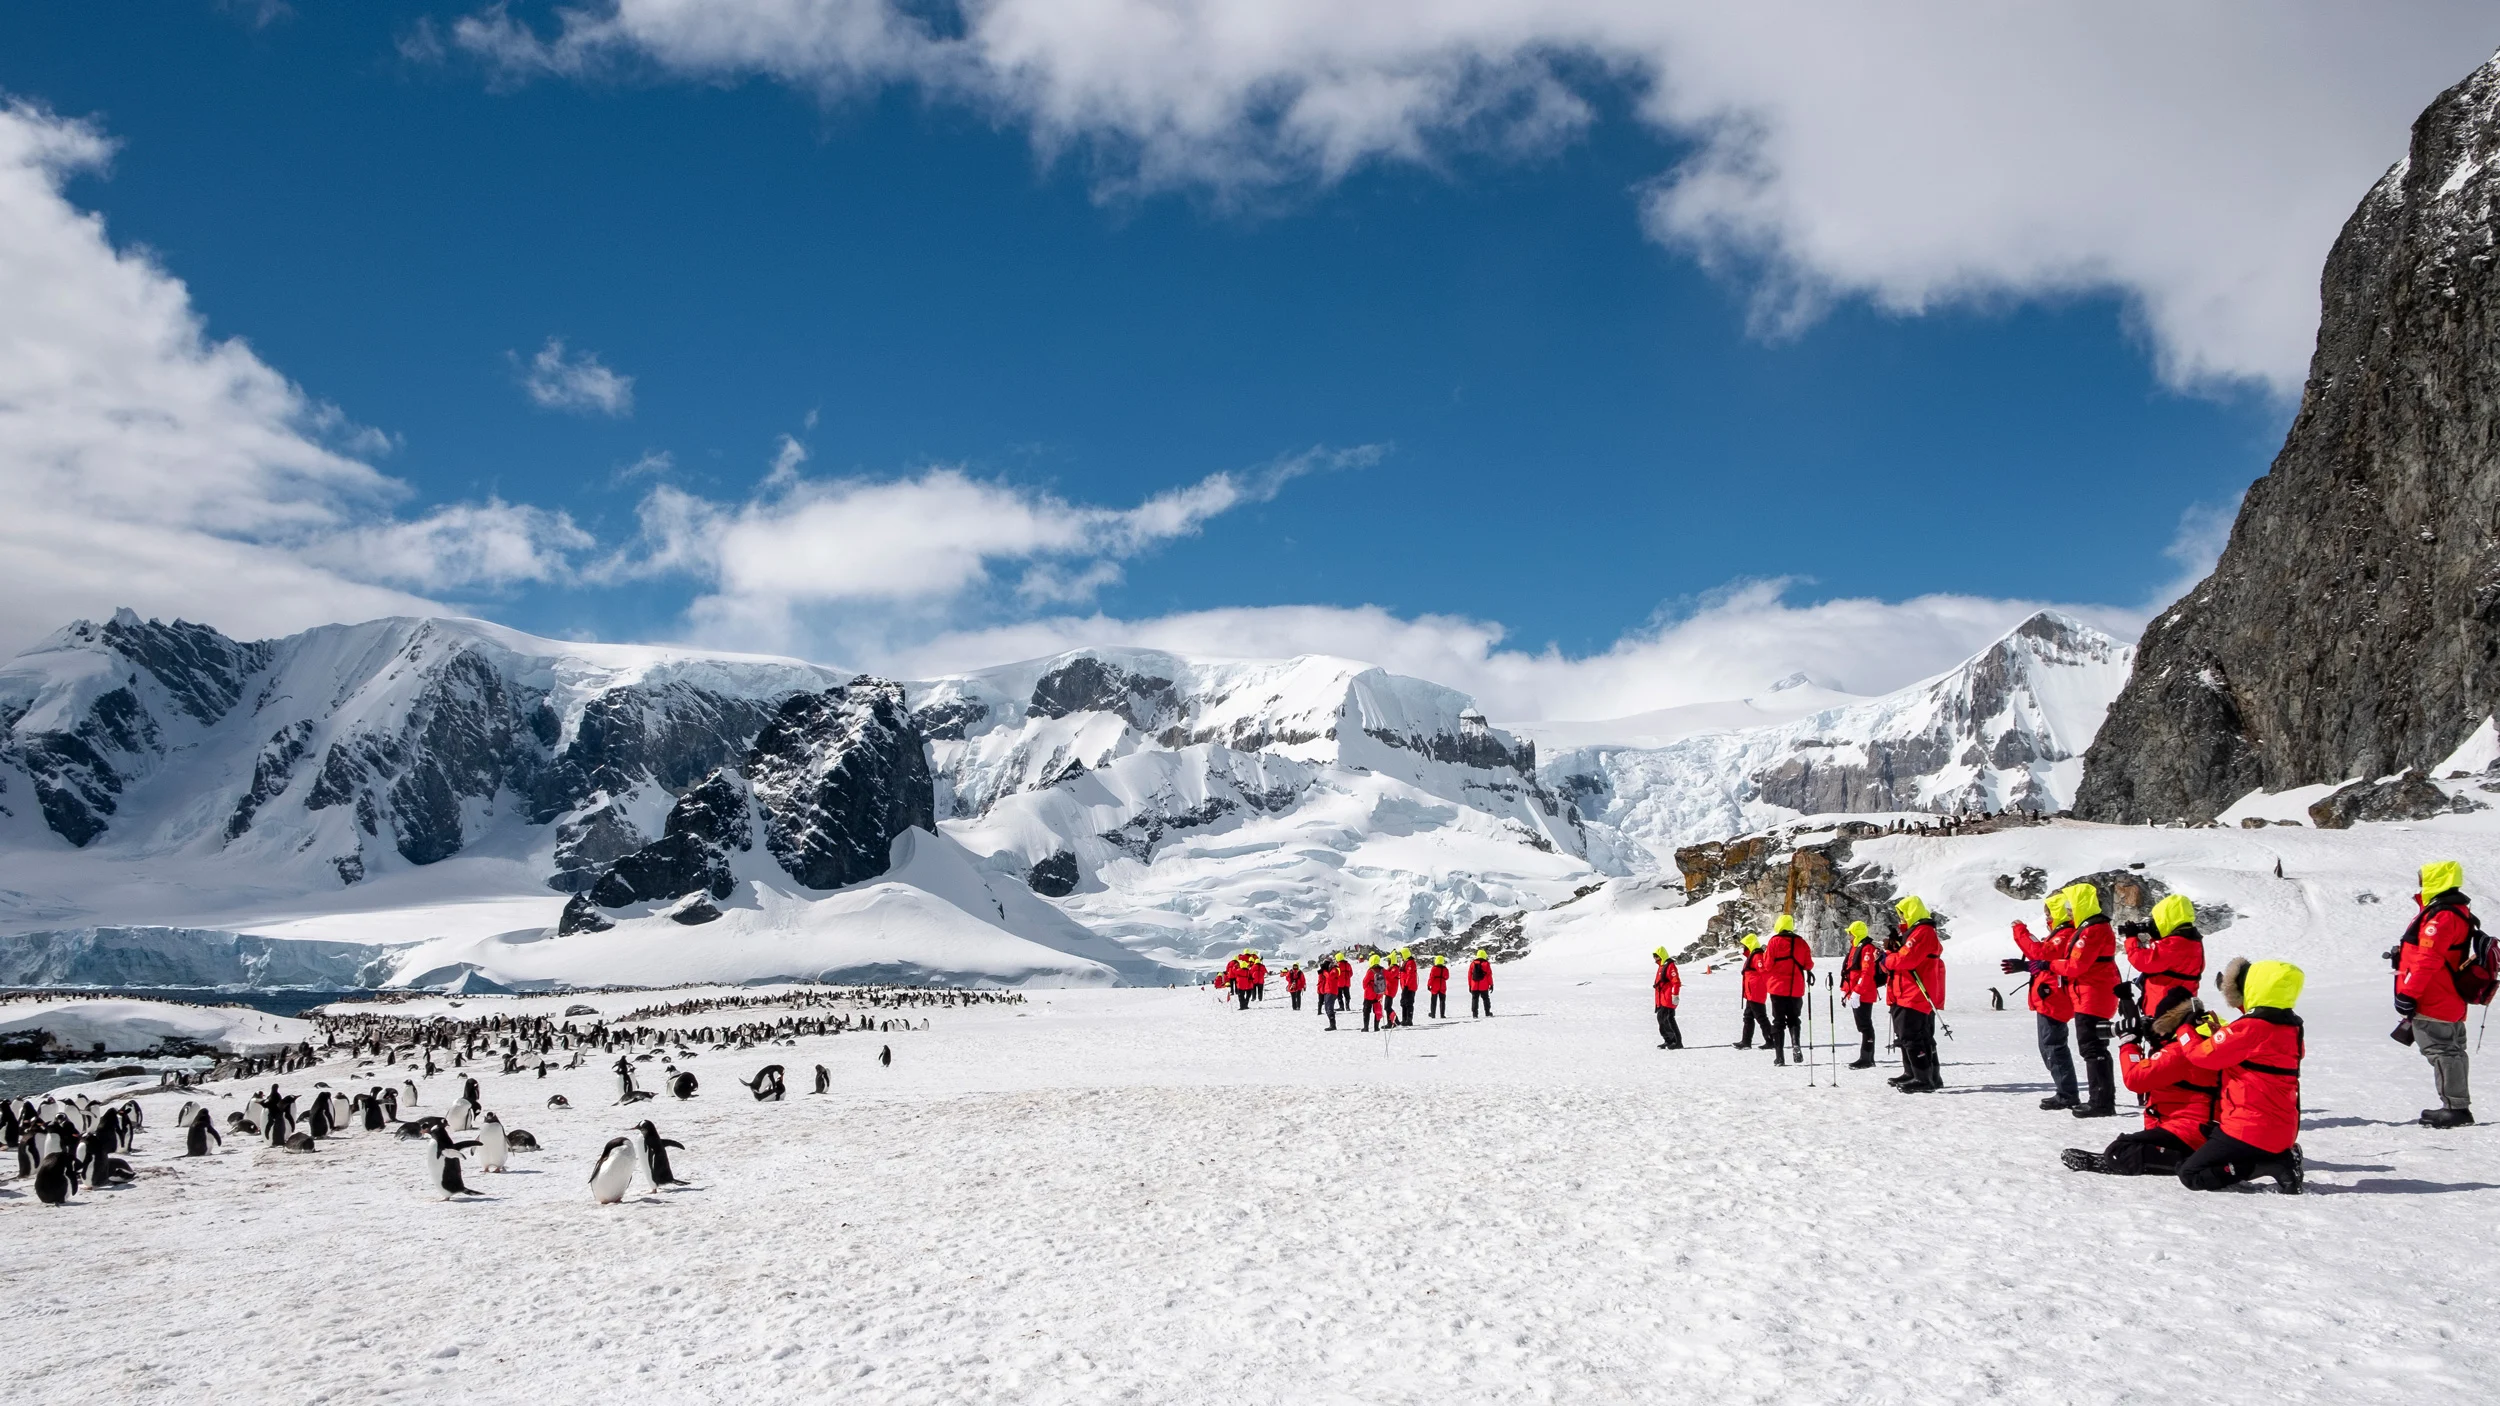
1655, 1008, 1683, 1049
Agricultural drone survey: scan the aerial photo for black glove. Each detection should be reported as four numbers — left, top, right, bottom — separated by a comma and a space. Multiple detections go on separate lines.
2000, 958, 2026, 975
2393, 1018, 2417, 1047
2395, 993, 2419, 1018
2029, 960, 2048, 976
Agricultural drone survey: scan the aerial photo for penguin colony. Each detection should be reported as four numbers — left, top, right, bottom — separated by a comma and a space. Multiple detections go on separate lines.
3, 982, 946, 1208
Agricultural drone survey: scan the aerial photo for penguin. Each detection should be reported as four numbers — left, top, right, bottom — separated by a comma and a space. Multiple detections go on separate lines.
503, 1128, 540, 1151
612, 1057, 640, 1104
396, 1116, 444, 1141
812, 1064, 830, 1095
283, 1132, 317, 1153
446, 1098, 477, 1133
1, 1099, 21, 1147
328, 1091, 352, 1129
741, 1065, 785, 1102
879, 1045, 892, 1068
358, 1094, 388, 1132
33, 1150, 74, 1206
175, 1101, 201, 1133
305, 1095, 334, 1139
185, 1110, 222, 1157
400, 1080, 420, 1110
669, 1072, 698, 1100
460, 1077, 481, 1108
631, 1120, 686, 1186
16, 1137, 37, 1179
265, 1104, 292, 1148
424, 1124, 482, 1199
589, 1136, 637, 1205
477, 1113, 509, 1173
546, 1094, 570, 1109
382, 1086, 401, 1119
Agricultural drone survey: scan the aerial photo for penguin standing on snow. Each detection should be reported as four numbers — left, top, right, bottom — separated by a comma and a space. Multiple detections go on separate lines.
33, 1150, 75, 1206
461, 1077, 481, 1108
424, 1124, 482, 1199
304, 1094, 333, 1139
879, 1045, 891, 1068
612, 1057, 642, 1104
589, 1136, 637, 1205
446, 1097, 477, 1133
477, 1113, 510, 1173
631, 1120, 687, 1186
400, 1080, 420, 1111
185, 1110, 222, 1157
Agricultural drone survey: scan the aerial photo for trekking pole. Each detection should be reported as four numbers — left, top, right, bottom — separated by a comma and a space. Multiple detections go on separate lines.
2479, 1000, 2491, 1053
1804, 970, 1816, 1087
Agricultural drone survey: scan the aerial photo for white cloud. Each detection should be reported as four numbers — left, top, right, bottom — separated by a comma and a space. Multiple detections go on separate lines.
0, 100, 595, 654
443, 1, 2500, 393
517, 335, 634, 416
855, 579, 2144, 723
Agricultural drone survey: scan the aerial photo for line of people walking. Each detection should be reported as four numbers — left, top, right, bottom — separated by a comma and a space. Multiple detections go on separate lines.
1227, 949, 1497, 1031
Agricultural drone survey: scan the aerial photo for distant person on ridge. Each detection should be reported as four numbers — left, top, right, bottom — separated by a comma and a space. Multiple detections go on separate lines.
1736, 934, 1773, 1050
1652, 947, 1684, 1050
1467, 949, 1494, 1018
2392, 860, 2487, 1128
1839, 921, 1881, 1068
2006, 890, 2081, 1111
2175, 958, 2306, 1193
2054, 884, 2121, 1118
1427, 956, 1450, 1019
1764, 914, 1815, 1065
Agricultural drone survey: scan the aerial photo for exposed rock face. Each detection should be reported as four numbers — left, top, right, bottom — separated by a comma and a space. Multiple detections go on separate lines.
2307, 770, 2483, 828
748, 682, 935, 891
1672, 824, 1900, 963
2078, 54, 2500, 823
1026, 851, 1079, 897
564, 680, 936, 929
1026, 658, 1180, 732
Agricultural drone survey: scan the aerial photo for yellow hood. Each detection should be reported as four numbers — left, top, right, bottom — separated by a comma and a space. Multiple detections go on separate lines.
1847, 921, 1869, 945
1740, 933, 1761, 951
1894, 895, 1931, 925
2151, 893, 2195, 938
1773, 914, 1797, 934
2045, 891, 2071, 926
2066, 884, 2103, 923
2422, 860, 2466, 903
2244, 960, 2304, 1010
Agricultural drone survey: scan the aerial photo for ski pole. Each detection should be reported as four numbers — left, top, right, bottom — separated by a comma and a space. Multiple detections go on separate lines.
2479, 1000, 2491, 1053
1804, 968, 1816, 1087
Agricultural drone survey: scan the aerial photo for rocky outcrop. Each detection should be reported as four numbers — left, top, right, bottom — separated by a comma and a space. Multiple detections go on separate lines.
2307, 769, 2483, 828
1026, 851, 1079, 897
1026, 657, 1180, 732
2079, 53, 2500, 823
1672, 824, 1900, 963
562, 680, 936, 930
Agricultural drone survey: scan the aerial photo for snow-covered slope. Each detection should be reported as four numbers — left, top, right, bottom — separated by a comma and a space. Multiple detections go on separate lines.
0, 996, 311, 1054
1547, 612, 2133, 862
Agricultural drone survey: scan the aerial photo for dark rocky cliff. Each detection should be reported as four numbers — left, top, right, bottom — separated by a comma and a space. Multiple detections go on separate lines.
2078, 52, 2500, 823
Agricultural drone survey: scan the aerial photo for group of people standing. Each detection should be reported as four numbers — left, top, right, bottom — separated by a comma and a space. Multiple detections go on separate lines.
1647, 901, 1947, 1088
1222, 950, 1497, 1031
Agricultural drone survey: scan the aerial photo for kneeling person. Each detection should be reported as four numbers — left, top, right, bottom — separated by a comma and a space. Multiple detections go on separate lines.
2174, 958, 2306, 1194
2061, 989, 2215, 1177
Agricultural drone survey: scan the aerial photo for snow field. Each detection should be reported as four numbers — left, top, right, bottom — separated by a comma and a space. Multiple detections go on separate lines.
2, 955, 2494, 1405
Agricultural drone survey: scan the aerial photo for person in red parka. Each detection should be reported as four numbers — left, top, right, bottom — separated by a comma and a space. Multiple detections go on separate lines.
1360, 957, 1386, 1032
1222, 955, 1247, 1009
2006, 890, 2080, 1111
1651, 947, 1684, 1050
1426, 956, 1451, 1019
2125, 892, 2207, 1018
1284, 962, 1307, 1012
1398, 951, 1420, 1027
1736, 935, 1774, 1050
2395, 860, 2480, 1128
2052, 884, 2121, 1118
1839, 922, 1882, 1068
1249, 954, 1268, 1003
2061, 987, 2215, 1177
2176, 958, 2305, 1193
1886, 898, 1943, 1092
1467, 950, 1494, 1018
1763, 915, 1815, 1065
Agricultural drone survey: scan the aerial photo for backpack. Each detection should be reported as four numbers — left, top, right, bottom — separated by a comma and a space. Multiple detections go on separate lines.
2454, 922, 2499, 1007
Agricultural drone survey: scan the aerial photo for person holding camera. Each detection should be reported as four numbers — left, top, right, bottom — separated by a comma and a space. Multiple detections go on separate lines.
1887, 896, 1945, 1092
1839, 920, 1882, 1068
2125, 893, 2206, 1016
2006, 890, 2080, 1111
2174, 957, 2306, 1194
2392, 860, 2479, 1128
2052, 883, 2122, 1118
2061, 985, 2216, 1177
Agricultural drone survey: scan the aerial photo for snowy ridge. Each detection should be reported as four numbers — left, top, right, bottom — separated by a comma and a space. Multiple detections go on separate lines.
1547, 612, 2133, 861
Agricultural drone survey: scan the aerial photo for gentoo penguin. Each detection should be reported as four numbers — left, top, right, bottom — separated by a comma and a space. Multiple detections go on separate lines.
33, 1150, 74, 1206
185, 1110, 222, 1157
631, 1120, 686, 1186
1, 1099, 20, 1147
328, 1091, 352, 1129
669, 1072, 698, 1100
477, 1113, 509, 1173
812, 1064, 830, 1095
612, 1057, 639, 1104
741, 1065, 785, 1102
174, 1101, 200, 1132
879, 1045, 892, 1067
304, 1095, 334, 1139
546, 1095, 570, 1109
400, 1080, 420, 1109
284, 1132, 317, 1153
460, 1077, 482, 1108
358, 1093, 388, 1132
588, 1137, 637, 1205
446, 1098, 477, 1133
424, 1124, 482, 1199
81, 1133, 134, 1186
503, 1128, 539, 1151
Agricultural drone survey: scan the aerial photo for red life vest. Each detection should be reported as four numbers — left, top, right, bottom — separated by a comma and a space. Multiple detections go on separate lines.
1427, 965, 1449, 993
1764, 933, 1814, 998
1887, 923, 1941, 1012
2181, 1009, 2304, 1154
1740, 949, 1768, 1003
1839, 942, 1880, 1003
1466, 959, 1493, 992
2055, 918, 2121, 1019
2124, 929, 2205, 1013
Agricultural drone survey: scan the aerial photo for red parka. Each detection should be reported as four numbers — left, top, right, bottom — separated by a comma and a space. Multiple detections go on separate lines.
2119, 1039, 2214, 1150
1427, 964, 1449, 994
1360, 966, 1384, 1003
1285, 967, 1306, 994
2397, 897, 2476, 1023
1839, 940, 1880, 1003
1400, 958, 1419, 994
1466, 958, 1493, 992
2009, 920, 2075, 1021
1763, 932, 1815, 998
2054, 917, 2121, 1020
1740, 947, 1768, 1003
2124, 928, 2204, 1013
2180, 1010, 2303, 1154
1653, 959, 1682, 1009
1887, 922, 1942, 1012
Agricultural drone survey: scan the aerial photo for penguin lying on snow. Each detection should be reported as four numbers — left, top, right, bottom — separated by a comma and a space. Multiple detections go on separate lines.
669, 1072, 698, 1100
546, 1095, 570, 1109
741, 1066, 785, 1102
503, 1128, 540, 1152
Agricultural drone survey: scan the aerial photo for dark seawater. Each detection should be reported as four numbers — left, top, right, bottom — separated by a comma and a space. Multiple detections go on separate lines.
0, 988, 361, 1018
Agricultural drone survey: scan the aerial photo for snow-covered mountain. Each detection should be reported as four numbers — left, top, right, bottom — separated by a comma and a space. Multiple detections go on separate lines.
1545, 611, 2134, 856
0, 608, 2134, 986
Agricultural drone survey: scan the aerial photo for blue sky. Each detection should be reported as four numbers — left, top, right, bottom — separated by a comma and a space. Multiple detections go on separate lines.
1, 4, 2494, 718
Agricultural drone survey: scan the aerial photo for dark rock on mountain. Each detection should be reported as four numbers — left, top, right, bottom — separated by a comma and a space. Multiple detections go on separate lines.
584, 772, 753, 911
1027, 850, 1080, 897
911, 697, 990, 742
556, 894, 613, 935
669, 898, 722, 926
547, 799, 646, 894
525, 682, 790, 825
225, 719, 317, 841
1672, 828, 1900, 963
306, 644, 541, 866
1027, 658, 1179, 731
750, 681, 934, 890
2307, 769, 2483, 828
1994, 866, 2049, 901
2079, 54, 2500, 823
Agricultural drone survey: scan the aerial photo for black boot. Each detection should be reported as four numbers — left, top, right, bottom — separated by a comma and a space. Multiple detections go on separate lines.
2039, 1094, 2077, 1111
2422, 1107, 2476, 1128
2070, 1101, 2117, 1119
2059, 1148, 2108, 1173
2275, 1143, 2304, 1194
1773, 1049, 1786, 1066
